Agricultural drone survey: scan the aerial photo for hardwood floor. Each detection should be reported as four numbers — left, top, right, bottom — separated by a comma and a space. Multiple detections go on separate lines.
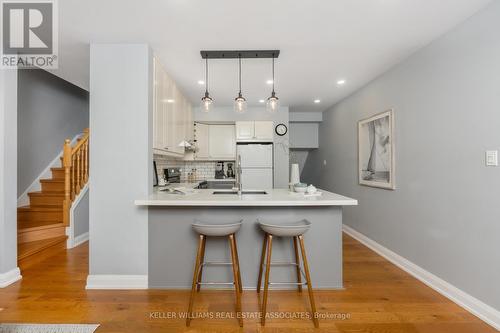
0, 234, 496, 332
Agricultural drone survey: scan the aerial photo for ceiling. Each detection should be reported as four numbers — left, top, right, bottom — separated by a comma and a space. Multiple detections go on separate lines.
52, 0, 492, 112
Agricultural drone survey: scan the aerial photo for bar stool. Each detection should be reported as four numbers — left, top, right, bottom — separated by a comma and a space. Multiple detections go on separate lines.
186, 220, 243, 327
257, 219, 319, 327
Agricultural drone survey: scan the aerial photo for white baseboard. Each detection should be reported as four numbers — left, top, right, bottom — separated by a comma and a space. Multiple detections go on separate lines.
72, 232, 89, 248
86, 275, 148, 290
0, 267, 22, 288
343, 224, 500, 331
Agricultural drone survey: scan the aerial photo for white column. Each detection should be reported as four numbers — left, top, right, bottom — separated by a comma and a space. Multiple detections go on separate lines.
0, 68, 22, 287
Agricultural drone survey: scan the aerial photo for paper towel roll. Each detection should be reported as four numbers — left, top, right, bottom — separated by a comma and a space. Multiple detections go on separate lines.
290, 164, 300, 185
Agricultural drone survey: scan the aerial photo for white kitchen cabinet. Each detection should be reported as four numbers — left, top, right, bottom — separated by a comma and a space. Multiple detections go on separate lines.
194, 123, 236, 160
236, 121, 255, 140
235, 121, 274, 142
194, 123, 210, 159
208, 125, 236, 160
254, 121, 274, 140
153, 57, 193, 156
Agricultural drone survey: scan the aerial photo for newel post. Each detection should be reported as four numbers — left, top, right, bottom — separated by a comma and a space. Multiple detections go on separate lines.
62, 139, 72, 226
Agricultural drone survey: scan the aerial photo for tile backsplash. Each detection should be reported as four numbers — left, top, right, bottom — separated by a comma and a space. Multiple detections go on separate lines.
154, 155, 235, 182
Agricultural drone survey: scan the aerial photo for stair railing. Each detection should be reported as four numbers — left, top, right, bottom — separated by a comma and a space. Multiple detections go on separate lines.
62, 128, 89, 226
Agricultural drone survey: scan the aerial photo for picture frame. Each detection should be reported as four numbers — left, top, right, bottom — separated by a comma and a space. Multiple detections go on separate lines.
358, 109, 395, 190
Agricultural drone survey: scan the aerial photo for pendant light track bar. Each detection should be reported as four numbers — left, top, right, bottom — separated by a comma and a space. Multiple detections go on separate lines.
201, 50, 280, 59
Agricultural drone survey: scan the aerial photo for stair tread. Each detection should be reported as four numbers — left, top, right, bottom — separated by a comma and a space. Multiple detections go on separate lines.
28, 191, 64, 197
18, 235, 67, 260
51, 167, 64, 171
40, 178, 64, 183
18, 221, 65, 231
18, 205, 62, 212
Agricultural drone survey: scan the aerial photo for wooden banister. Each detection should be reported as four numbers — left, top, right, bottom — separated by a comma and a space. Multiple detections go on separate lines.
62, 128, 90, 226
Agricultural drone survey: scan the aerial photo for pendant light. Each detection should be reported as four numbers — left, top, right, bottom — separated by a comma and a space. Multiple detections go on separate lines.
266, 53, 279, 113
201, 56, 213, 113
234, 55, 247, 113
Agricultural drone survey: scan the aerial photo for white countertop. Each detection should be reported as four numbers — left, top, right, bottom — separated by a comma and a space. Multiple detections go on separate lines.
135, 188, 358, 207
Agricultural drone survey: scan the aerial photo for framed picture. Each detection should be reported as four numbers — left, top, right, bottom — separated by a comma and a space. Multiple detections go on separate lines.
358, 109, 395, 190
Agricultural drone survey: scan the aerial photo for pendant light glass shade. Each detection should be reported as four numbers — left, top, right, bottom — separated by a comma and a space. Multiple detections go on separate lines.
234, 93, 247, 113
201, 92, 213, 113
200, 56, 213, 113
266, 92, 279, 113
266, 54, 279, 113
234, 56, 247, 113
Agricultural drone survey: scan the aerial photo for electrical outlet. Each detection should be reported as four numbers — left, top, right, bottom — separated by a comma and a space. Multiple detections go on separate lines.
486, 150, 498, 166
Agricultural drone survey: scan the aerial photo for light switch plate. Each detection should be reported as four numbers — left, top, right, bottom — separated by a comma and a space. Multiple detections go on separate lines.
486, 150, 498, 166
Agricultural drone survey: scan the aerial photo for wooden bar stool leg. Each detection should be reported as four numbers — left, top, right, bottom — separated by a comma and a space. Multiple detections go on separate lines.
186, 234, 205, 327
256, 233, 268, 293
229, 234, 243, 327
261, 234, 273, 326
298, 235, 319, 328
233, 234, 243, 293
293, 236, 303, 292
196, 236, 206, 292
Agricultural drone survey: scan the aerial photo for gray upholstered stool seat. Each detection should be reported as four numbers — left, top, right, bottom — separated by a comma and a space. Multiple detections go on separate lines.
258, 219, 311, 237
192, 220, 242, 236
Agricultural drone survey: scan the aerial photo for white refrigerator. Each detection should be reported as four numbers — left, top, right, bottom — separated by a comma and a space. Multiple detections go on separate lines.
236, 144, 274, 189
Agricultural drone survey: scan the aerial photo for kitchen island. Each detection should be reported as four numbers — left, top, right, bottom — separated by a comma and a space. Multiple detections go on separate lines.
135, 189, 357, 289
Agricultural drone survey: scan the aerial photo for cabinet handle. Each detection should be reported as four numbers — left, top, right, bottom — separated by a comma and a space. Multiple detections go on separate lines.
164, 147, 169, 150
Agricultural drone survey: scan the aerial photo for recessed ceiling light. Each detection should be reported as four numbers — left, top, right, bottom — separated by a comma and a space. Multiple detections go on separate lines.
314, 99, 321, 104
266, 79, 273, 85
198, 80, 205, 85
163, 99, 175, 103
259, 99, 265, 103
337, 79, 346, 85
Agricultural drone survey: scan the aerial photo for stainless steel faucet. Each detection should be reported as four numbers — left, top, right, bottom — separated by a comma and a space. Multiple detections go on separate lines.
236, 154, 242, 197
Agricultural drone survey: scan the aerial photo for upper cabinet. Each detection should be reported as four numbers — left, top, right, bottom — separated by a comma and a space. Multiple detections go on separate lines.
153, 57, 193, 157
194, 123, 236, 161
235, 121, 274, 142
254, 121, 274, 141
235, 121, 254, 140
194, 123, 210, 160
209, 125, 236, 160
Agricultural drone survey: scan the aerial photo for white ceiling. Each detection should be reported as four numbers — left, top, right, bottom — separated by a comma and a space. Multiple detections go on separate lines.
52, 0, 492, 112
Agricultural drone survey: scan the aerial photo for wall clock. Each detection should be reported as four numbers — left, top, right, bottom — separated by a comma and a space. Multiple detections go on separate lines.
275, 123, 288, 136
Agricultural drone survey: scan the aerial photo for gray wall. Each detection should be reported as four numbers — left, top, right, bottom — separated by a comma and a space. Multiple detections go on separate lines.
74, 190, 89, 237
302, 1, 500, 310
89, 44, 152, 277
0, 69, 18, 278
17, 69, 89, 196
289, 123, 318, 149
194, 106, 290, 188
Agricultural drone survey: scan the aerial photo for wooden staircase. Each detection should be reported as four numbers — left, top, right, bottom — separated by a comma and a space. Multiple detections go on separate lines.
18, 129, 89, 270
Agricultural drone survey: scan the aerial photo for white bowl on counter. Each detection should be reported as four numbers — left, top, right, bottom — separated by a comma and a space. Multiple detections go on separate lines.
293, 183, 308, 193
